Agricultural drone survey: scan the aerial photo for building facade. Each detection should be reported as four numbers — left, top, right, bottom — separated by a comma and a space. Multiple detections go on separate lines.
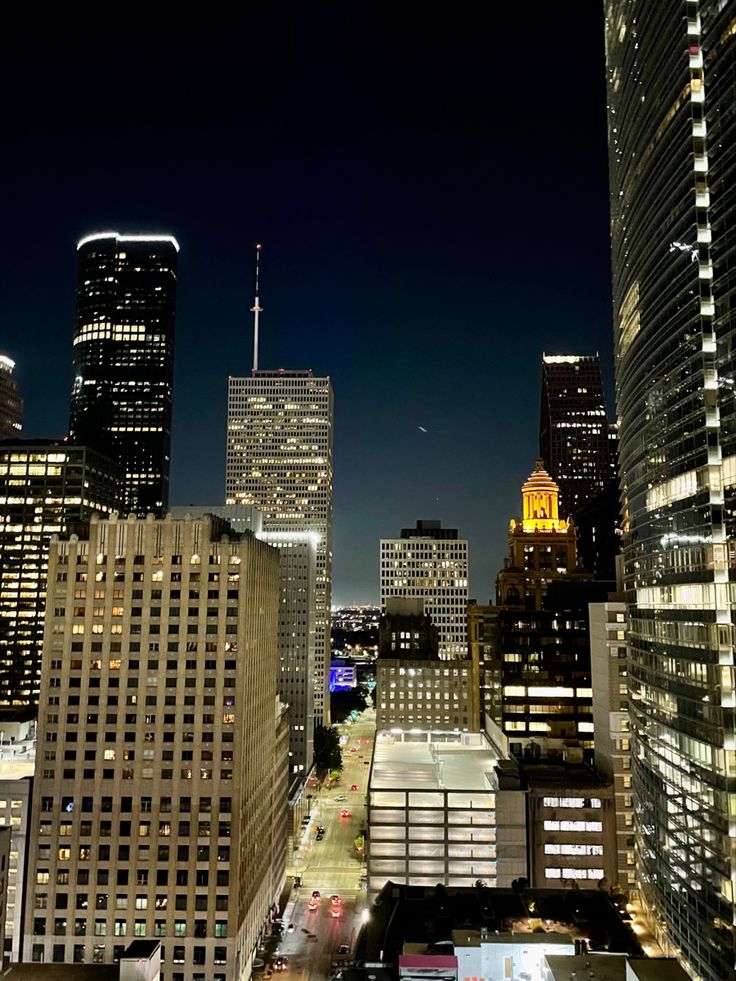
605, 3, 736, 977
24, 514, 285, 979
496, 461, 586, 612
539, 355, 611, 519
380, 521, 469, 659
0, 358, 22, 440
69, 232, 178, 517
226, 369, 333, 726
170, 506, 316, 784
0, 442, 122, 706
375, 598, 478, 732
367, 730, 527, 897
589, 599, 635, 893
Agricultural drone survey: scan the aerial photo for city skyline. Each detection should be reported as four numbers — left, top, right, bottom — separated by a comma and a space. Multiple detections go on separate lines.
0, 6, 613, 605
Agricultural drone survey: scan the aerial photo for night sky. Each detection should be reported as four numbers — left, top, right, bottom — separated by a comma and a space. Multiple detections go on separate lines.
1, 9, 613, 605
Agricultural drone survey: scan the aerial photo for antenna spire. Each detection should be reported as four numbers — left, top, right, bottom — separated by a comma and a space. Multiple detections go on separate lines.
251, 243, 263, 372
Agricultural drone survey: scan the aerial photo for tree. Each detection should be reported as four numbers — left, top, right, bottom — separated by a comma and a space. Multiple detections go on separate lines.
330, 685, 368, 723
313, 725, 342, 781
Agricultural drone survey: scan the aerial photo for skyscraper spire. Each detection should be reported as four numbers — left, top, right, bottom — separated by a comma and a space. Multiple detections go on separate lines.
251, 243, 263, 372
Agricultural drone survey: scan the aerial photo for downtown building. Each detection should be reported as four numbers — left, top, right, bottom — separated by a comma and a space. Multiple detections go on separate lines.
226, 369, 333, 727
23, 513, 287, 979
470, 462, 606, 757
69, 232, 178, 517
0, 357, 22, 440
380, 520, 469, 659
539, 354, 613, 519
170, 504, 316, 784
0, 441, 121, 706
606, 2, 736, 978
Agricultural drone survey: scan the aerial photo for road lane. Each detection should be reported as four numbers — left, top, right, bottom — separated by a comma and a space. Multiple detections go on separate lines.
277, 709, 375, 980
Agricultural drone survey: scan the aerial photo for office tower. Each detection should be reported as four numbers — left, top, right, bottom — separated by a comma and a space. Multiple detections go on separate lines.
481, 464, 606, 756
605, 3, 736, 977
574, 477, 622, 580
380, 520, 469, 658
496, 461, 586, 611
539, 354, 611, 518
0, 441, 121, 706
374, 598, 479, 732
226, 369, 333, 726
24, 513, 286, 978
170, 505, 317, 783
0, 358, 22, 439
69, 232, 178, 517
590, 598, 635, 894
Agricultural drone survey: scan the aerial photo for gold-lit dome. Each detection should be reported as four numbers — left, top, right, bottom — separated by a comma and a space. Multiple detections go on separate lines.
520, 459, 568, 533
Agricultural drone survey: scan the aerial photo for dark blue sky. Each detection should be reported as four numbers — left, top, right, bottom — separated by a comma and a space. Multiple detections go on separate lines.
1, 9, 614, 605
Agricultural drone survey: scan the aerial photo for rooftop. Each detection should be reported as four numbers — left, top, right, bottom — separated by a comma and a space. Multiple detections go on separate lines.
371, 733, 498, 792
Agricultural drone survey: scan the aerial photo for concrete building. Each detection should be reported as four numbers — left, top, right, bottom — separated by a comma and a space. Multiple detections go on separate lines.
170, 506, 316, 784
380, 521, 469, 659
590, 600, 634, 894
544, 954, 691, 981
523, 762, 617, 889
0, 442, 122, 707
367, 727, 527, 897
69, 233, 178, 517
539, 354, 612, 520
226, 369, 333, 726
0, 771, 33, 962
496, 461, 589, 612
0, 358, 22, 440
375, 599, 479, 733
24, 514, 286, 980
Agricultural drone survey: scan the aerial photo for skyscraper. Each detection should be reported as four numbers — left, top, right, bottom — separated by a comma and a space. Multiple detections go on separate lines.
0, 358, 22, 440
539, 354, 611, 518
69, 232, 178, 517
0, 441, 121, 706
24, 514, 286, 977
226, 369, 333, 725
605, 3, 736, 978
380, 520, 469, 658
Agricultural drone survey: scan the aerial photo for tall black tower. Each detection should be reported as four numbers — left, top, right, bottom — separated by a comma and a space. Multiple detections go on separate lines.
539, 354, 611, 520
69, 232, 178, 516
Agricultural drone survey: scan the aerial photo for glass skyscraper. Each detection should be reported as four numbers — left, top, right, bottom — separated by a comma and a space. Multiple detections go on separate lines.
0, 356, 22, 440
605, 3, 736, 978
539, 354, 611, 519
69, 232, 178, 517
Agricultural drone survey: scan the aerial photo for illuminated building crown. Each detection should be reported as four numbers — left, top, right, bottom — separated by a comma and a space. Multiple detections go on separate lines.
517, 459, 568, 533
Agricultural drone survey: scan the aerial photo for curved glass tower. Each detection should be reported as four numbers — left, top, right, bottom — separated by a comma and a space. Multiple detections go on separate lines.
605, 3, 736, 978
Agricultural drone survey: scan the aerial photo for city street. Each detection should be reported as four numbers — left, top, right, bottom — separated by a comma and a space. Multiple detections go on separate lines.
277, 708, 376, 980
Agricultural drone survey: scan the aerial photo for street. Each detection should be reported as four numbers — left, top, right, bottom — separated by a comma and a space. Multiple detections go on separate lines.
277, 708, 376, 979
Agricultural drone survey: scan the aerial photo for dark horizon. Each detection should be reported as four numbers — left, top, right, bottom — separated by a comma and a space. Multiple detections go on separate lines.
0, 8, 614, 604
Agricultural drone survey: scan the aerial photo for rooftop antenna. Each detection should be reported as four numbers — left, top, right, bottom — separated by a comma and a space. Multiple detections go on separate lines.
251, 243, 263, 371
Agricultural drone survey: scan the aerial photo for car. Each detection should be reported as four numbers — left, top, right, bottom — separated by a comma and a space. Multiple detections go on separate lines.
338, 944, 351, 955
330, 894, 342, 905
350, 784, 359, 791
334, 795, 347, 802
350, 747, 357, 753
274, 956, 288, 972
312, 890, 320, 899
316, 831, 325, 841
340, 808, 351, 818
317, 826, 325, 834
287, 923, 295, 932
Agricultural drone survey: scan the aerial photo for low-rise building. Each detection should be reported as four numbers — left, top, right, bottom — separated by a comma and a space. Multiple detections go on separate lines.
367, 727, 526, 896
